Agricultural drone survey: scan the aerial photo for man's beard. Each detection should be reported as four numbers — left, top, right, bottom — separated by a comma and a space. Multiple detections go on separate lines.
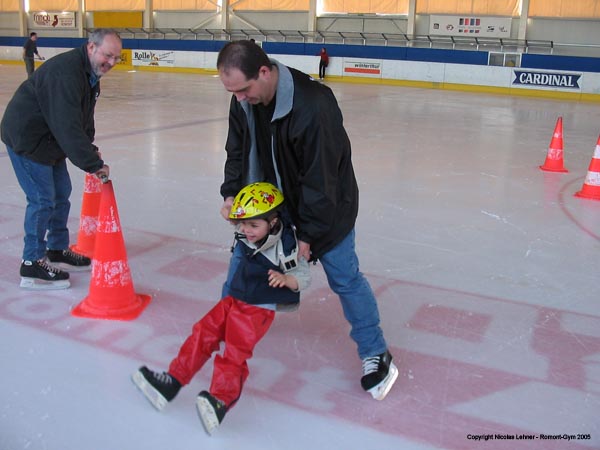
92, 63, 104, 79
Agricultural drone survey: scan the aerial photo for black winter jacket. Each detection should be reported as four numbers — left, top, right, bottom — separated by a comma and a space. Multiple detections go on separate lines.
227, 220, 302, 306
220, 61, 359, 259
1, 43, 104, 173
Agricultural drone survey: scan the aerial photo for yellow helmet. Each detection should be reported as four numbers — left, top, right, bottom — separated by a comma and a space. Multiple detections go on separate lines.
229, 182, 284, 220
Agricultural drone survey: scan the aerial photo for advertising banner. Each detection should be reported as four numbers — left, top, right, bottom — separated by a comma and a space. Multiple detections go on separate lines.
32, 12, 76, 28
132, 50, 175, 67
343, 60, 382, 78
430, 15, 511, 38
513, 70, 582, 90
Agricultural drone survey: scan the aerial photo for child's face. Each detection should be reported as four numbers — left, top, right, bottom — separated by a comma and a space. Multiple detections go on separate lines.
238, 219, 270, 243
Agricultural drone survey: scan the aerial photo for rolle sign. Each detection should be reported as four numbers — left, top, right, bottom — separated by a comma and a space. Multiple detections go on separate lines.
32, 12, 76, 28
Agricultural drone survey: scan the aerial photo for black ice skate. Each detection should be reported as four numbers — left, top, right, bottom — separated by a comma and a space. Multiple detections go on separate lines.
132, 366, 181, 411
46, 249, 91, 272
196, 390, 227, 435
19, 259, 70, 290
360, 350, 399, 401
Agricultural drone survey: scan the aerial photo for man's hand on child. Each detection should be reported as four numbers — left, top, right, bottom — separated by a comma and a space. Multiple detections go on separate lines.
221, 196, 235, 221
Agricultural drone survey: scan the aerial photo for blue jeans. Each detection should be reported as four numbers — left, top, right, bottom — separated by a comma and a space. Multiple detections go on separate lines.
223, 229, 387, 359
7, 147, 72, 261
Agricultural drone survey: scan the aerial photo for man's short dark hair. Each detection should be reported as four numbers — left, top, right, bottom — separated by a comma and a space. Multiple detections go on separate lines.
30, 32, 37, 37
217, 40, 272, 81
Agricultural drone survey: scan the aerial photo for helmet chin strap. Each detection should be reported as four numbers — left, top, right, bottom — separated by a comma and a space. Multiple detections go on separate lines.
255, 219, 276, 248
230, 218, 298, 272
230, 217, 282, 252
230, 231, 246, 253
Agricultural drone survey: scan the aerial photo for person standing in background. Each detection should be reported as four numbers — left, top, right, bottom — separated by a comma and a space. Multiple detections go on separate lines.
23, 32, 44, 77
319, 47, 329, 80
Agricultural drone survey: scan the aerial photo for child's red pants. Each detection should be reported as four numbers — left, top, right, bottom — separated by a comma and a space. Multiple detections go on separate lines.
168, 295, 275, 408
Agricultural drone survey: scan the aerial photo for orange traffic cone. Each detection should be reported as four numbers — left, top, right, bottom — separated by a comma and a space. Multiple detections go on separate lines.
575, 135, 600, 201
72, 180, 151, 320
70, 173, 102, 258
540, 117, 568, 172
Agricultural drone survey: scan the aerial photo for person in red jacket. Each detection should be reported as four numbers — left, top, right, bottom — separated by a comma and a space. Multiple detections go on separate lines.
319, 47, 329, 80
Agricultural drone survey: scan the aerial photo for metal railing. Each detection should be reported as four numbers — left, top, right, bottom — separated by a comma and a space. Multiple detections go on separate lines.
92, 27, 600, 57
98, 27, 555, 55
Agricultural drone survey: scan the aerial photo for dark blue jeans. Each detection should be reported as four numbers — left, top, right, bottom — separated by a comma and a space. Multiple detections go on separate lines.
7, 147, 72, 261
223, 229, 387, 359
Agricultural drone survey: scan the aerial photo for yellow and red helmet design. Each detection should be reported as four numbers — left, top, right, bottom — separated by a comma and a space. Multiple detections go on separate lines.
229, 182, 284, 220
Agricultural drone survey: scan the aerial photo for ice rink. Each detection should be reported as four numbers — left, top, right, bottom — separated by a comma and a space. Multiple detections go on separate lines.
1, 64, 599, 450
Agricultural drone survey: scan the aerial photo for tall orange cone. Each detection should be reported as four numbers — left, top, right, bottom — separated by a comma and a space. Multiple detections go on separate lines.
540, 117, 568, 172
70, 173, 102, 258
575, 135, 600, 201
72, 180, 151, 320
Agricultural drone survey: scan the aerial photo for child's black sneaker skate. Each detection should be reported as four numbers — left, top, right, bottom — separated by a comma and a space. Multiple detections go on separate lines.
360, 350, 399, 400
132, 366, 181, 411
46, 249, 91, 272
20, 259, 70, 290
196, 390, 227, 435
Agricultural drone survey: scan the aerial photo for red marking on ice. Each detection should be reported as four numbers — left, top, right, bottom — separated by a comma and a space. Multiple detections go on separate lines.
158, 254, 228, 281
408, 304, 492, 343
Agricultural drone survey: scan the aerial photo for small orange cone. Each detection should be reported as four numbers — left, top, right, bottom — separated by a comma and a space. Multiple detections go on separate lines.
70, 173, 102, 258
72, 180, 151, 321
540, 117, 568, 173
575, 135, 600, 201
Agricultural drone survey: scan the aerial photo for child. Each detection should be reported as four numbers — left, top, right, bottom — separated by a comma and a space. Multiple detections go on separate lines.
132, 182, 310, 435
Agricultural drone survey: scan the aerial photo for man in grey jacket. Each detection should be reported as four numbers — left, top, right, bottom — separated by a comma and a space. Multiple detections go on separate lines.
216, 40, 398, 401
1, 28, 121, 290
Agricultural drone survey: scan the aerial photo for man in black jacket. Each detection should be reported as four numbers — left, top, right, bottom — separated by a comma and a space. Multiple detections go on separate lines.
1, 28, 121, 290
216, 40, 398, 401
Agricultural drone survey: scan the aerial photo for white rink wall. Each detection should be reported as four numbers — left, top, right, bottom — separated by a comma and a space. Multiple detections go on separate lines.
2, 44, 600, 99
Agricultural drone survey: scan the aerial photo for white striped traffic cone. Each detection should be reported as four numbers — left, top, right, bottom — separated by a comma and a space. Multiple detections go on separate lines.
575, 135, 600, 201
72, 181, 151, 321
540, 117, 568, 172
70, 173, 102, 258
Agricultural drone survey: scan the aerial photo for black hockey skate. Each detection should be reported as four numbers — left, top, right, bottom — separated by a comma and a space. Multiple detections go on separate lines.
360, 350, 398, 400
20, 259, 70, 290
196, 390, 227, 435
46, 249, 91, 272
132, 366, 181, 411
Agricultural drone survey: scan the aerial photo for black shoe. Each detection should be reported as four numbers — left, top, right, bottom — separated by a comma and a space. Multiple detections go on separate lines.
360, 350, 399, 400
20, 259, 70, 290
132, 366, 182, 411
196, 391, 227, 435
46, 249, 91, 272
